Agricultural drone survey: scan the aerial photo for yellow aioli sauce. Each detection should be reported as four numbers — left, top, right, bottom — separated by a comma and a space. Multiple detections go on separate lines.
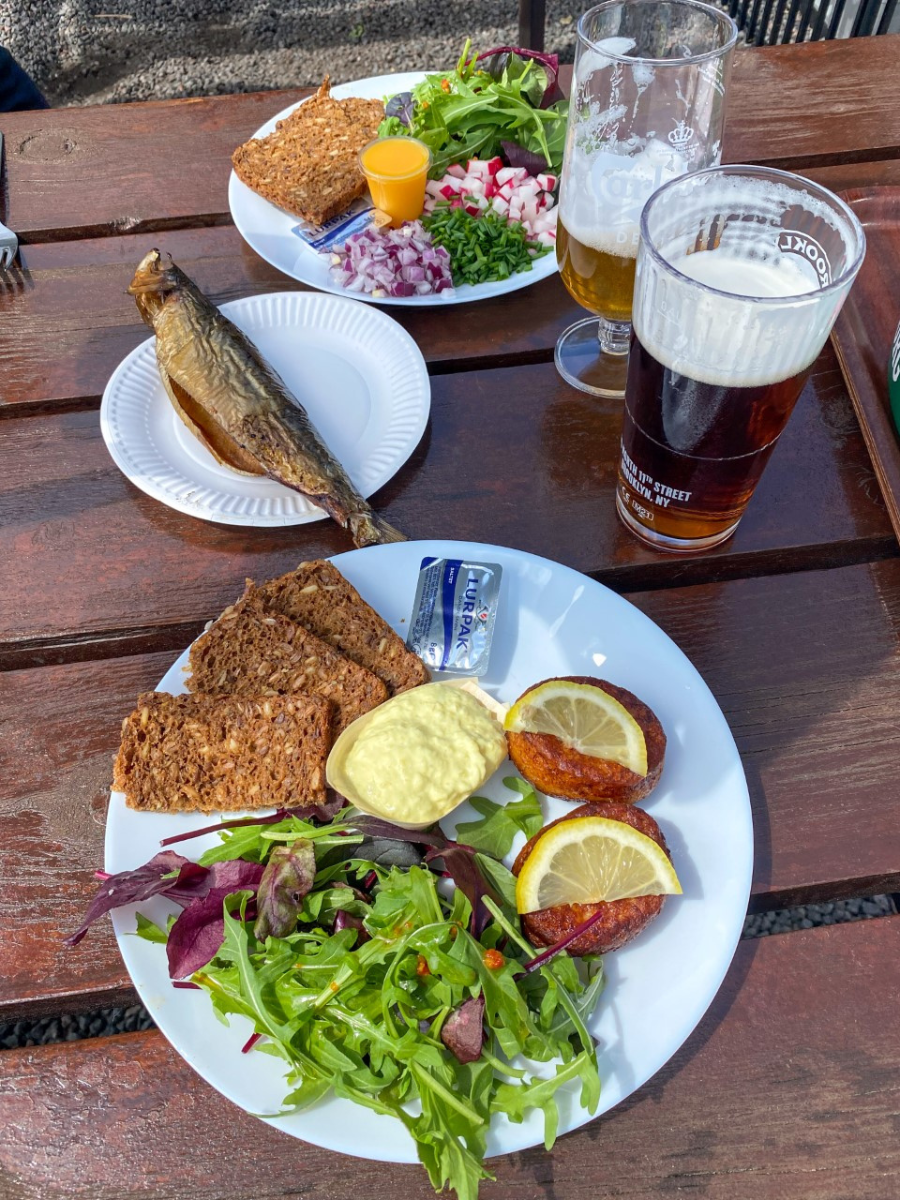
327, 682, 508, 828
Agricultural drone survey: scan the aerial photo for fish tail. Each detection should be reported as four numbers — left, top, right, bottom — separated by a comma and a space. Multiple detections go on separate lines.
349, 510, 407, 547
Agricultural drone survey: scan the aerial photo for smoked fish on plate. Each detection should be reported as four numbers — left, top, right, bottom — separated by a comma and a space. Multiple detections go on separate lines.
128, 249, 406, 548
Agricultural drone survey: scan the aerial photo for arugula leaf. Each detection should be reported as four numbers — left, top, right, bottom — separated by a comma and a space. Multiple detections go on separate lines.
84, 801, 607, 1200
455, 777, 544, 857
133, 911, 168, 944
491, 1051, 600, 1150
377, 40, 570, 177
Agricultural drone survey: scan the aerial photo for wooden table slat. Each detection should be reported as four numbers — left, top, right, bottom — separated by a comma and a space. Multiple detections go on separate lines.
4, 558, 899, 1018
2, 151, 897, 418
0, 226, 578, 414
1, 37, 898, 244
0, 350, 894, 663
1, 916, 898, 1199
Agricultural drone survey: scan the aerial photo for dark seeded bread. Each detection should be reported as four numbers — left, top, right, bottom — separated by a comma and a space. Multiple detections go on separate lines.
113, 691, 330, 814
249, 560, 429, 696
186, 595, 387, 734
231, 77, 384, 226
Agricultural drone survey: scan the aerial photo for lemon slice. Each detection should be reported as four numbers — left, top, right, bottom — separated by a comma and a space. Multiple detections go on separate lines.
505, 680, 648, 776
515, 816, 682, 914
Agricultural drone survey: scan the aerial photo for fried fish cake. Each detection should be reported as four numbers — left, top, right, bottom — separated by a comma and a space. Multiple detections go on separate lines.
512, 802, 670, 956
506, 677, 666, 804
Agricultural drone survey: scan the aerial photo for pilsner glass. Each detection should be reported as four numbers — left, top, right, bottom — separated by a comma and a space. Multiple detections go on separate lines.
555, 0, 737, 398
616, 165, 866, 552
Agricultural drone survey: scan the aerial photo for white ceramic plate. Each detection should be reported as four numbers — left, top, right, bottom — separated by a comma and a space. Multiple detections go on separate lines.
105, 540, 752, 1163
227, 71, 559, 306
99, 291, 430, 527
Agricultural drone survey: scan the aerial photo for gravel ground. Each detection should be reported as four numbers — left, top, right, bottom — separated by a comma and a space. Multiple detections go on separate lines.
0, 0, 585, 107
2, 895, 896, 1049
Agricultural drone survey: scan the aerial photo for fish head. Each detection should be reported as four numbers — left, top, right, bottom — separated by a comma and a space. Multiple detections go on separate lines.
128, 249, 188, 327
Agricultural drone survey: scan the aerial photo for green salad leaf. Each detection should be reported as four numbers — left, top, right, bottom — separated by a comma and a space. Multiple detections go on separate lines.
456, 777, 544, 857
379, 39, 569, 178
130, 799, 603, 1200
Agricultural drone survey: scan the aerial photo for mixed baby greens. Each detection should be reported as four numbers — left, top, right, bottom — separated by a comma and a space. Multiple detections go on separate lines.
380, 41, 569, 180
72, 779, 605, 1200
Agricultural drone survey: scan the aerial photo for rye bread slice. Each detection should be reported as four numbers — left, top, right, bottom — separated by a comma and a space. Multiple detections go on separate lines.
186, 595, 387, 733
249, 560, 430, 696
231, 77, 384, 226
114, 691, 330, 814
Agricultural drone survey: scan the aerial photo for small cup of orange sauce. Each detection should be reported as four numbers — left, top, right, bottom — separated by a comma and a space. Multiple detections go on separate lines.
358, 137, 432, 227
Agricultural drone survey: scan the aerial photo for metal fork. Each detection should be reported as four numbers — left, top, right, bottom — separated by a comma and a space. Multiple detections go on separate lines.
0, 132, 19, 268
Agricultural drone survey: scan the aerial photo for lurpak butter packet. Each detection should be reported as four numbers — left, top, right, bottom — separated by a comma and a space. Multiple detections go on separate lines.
407, 558, 502, 677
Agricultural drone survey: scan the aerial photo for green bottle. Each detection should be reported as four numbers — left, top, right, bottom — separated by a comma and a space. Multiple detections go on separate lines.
892, 319, 900, 437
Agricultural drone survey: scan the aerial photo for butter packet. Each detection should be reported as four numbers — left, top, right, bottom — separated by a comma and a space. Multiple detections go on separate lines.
291, 197, 375, 251
407, 558, 502, 677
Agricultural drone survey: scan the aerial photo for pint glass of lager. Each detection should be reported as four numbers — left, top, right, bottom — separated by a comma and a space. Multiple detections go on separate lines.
616, 165, 866, 552
555, 0, 737, 398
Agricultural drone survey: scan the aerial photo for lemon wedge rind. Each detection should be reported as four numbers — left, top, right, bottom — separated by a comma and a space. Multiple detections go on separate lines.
515, 815, 682, 914
505, 679, 648, 777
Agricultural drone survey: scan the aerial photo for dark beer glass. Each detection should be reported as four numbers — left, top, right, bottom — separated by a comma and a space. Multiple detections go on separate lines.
616, 165, 866, 551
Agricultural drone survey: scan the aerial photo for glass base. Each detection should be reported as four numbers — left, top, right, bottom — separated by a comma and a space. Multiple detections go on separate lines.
615, 491, 741, 553
554, 316, 629, 398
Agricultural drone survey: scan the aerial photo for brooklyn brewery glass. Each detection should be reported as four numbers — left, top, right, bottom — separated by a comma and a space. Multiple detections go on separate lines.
555, 0, 737, 398
616, 165, 866, 552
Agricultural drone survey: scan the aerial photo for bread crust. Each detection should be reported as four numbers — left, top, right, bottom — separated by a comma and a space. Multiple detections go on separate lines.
114, 691, 330, 814
231, 77, 384, 225
507, 677, 666, 804
513, 802, 669, 956
187, 592, 387, 734
250, 560, 429, 696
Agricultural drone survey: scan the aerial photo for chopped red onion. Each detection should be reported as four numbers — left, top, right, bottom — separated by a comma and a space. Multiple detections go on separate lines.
325, 221, 454, 299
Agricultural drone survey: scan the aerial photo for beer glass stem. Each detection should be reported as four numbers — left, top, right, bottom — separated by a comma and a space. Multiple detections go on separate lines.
554, 315, 632, 399
598, 318, 632, 358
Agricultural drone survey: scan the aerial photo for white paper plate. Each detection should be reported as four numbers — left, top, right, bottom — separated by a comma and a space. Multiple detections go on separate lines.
227, 71, 559, 306
100, 291, 430, 527
105, 540, 753, 1165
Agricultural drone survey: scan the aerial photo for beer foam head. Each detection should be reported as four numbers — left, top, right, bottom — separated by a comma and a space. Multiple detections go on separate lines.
560, 139, 688, 260
633, 170, 865, 387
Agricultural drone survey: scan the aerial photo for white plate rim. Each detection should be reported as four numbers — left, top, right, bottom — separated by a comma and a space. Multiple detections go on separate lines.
99, 290, 430, 527
105, 538, 753, 1164
227, 70, 560, 307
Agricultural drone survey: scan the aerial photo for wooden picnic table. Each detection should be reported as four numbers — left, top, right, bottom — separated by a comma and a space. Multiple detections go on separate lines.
1, 32, 900, 1200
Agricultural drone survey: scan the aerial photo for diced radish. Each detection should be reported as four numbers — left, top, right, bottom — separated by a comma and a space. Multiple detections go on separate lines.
496, 166, 519, 186
517, 177, 541, 196
464, 203, 480, 217
446, 164, 466, 179
498, 181, 515, 199
484, 179, 497, 199
542, 192, 555, 210
544, 206, 559, 226
474, 194, 490, 210
486, 156, 503, 176
425, 180, 444, 198
536, 231, 557, 247
450, 196, 463, 208
537, 173, 557, 191
439, 183, 460, 199
465, 178, 485, 196
491, 196, 510, 216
